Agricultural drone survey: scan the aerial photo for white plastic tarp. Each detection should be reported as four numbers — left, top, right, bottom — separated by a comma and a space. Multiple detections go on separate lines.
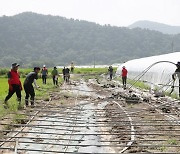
116, 52, 180, 93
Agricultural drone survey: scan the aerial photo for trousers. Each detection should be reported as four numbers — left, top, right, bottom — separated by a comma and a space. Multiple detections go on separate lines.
5, 84, 21, 102
122, 76, 127, 86
24, 84, 35, 106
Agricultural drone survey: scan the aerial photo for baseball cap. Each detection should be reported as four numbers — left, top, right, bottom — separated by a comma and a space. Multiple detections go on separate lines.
12, 63, 20, 68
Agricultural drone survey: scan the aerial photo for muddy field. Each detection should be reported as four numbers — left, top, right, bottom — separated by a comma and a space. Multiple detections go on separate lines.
0, 75, 180, 153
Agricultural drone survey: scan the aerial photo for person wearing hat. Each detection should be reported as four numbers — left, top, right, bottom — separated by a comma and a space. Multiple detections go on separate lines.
24, 67, 40, 107
51, 66, 59, 85
41, 65, 48, 84
172, 62, 180, 97
4, 63, 22, 109
122, 66, 128, 89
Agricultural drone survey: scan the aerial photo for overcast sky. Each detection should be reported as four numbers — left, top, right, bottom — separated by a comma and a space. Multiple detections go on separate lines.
0, 0, 180, 27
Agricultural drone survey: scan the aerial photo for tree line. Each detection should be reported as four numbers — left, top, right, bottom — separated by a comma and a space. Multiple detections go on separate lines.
0, 12, 180, 67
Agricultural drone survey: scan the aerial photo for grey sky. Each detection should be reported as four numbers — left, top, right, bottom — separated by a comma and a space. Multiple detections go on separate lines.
0, 0, 180, 26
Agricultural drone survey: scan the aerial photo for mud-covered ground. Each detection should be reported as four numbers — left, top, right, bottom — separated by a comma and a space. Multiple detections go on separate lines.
0, 75, 180, 153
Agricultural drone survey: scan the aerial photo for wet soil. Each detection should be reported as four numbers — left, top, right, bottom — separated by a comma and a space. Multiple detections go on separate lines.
0, 77, 180, 153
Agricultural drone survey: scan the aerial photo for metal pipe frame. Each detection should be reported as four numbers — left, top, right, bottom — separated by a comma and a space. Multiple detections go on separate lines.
1, 117, 180, 124
0, 140, 180, 147
0, 130, 180, 136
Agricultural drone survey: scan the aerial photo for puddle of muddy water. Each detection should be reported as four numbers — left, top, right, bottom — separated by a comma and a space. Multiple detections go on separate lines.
75, 100, 114, 153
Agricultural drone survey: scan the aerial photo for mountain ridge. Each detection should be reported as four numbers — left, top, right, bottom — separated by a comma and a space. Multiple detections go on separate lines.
0, 12, 180, 67
129, 20, 180, 34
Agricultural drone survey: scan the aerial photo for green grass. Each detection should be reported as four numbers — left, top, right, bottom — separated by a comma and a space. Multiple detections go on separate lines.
0, 76, 63, 118
116, 77, 150, 90
0, 67, 114, 78
0, 75, 63, 136
128, 79, 150, 90
164, 91, 179, 99
158, 145, 167, 152
167, 139, 178, 145
74, 67, 117, 74
13, 114, 27, 124
0, 68, 32, 78
0, 78, 13, 116
72, 67, 117, 82
0, 67, 113, 118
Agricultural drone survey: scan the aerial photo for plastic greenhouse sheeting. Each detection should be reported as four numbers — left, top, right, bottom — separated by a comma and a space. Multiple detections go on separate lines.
116, 52, 180, 93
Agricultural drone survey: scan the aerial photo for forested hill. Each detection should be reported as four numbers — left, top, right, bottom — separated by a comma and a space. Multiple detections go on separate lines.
0, 12, 180, 67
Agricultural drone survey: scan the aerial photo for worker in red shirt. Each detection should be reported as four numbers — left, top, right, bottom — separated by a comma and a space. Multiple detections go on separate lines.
4, 63, 22, 109
122, 66, 128, 89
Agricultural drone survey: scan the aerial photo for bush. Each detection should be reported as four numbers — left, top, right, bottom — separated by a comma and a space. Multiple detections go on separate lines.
0, 68, 8, 76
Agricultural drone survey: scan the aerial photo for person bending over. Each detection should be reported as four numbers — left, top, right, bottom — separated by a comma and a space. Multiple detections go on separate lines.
24, 67, 40, 107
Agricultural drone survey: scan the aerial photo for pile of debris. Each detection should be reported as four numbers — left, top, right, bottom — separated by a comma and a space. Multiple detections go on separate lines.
101, 83, 116, 88
109, 91, 141, 104
125, 94, 140, 104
